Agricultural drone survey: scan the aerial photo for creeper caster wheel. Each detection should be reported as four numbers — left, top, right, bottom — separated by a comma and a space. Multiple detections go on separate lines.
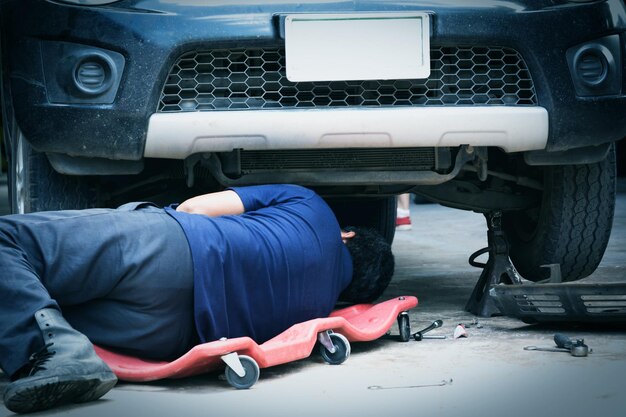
318, 332, 351, 365
223, 354, 260, 389
397, 312, 411, 342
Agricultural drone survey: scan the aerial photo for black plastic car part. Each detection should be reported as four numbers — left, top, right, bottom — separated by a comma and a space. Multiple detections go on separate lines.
41, 41, 125, 105
524, 142, 611, 166
158, 46, 537, 112
493, 282, 626, 324
566, 34, 621, 97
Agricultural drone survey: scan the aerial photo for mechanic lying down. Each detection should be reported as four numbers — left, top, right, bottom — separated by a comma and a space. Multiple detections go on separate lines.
0, 184, 394, 414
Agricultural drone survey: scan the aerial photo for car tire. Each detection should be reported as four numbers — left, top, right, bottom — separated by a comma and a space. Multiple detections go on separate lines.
329, 197, 397, 245
502, 145, 616, 282
8, 126, 98, 213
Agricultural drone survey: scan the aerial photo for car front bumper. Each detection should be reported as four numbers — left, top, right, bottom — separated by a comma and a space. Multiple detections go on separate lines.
2, 0, 626, 164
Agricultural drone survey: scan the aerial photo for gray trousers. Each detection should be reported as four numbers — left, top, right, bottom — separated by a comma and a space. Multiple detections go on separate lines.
0, 203, 197, 378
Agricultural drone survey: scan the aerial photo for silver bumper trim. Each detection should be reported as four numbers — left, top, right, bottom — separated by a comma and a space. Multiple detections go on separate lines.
144, 106, 549, 159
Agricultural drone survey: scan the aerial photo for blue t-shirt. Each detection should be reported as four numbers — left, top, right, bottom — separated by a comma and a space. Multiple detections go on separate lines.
165, 184, 353, 344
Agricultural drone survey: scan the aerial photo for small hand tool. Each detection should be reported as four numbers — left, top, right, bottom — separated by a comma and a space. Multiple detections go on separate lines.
524, 333, 592, 357
413, 319, 443, 341
368, 379, 453, 390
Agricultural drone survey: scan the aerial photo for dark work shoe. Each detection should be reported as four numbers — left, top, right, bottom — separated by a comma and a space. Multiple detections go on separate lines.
3, 308, 117, 414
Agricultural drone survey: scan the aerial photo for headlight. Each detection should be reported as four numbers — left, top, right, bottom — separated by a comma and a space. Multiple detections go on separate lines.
53, 0, 123, 5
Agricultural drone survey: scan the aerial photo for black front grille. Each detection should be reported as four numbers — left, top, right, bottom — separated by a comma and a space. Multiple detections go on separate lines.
158, 46, 537, 112
239, 148, 436, 172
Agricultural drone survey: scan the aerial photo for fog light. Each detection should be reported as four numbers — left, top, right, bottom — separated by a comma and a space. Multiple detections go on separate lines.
574, 47, 608, 87
72, 53, 115, 96
566, 34, 621, 97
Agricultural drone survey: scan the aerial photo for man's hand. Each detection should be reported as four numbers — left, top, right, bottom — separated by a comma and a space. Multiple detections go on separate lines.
176, 190, 245, 217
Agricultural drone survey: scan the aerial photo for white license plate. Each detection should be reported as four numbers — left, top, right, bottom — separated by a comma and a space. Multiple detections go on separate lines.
284, 12, 430, 82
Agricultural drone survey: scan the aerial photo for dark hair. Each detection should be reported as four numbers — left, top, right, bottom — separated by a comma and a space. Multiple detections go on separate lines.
340, 226, 395, 303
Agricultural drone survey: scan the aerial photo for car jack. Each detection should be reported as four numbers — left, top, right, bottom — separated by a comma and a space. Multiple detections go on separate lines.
465, 210, 522, 317
465, 214, 626, 323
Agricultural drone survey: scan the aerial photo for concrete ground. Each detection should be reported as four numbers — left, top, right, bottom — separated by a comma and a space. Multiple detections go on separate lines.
0, 177, 625, 417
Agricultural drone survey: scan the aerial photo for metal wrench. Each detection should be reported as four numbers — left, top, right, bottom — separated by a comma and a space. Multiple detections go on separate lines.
524, 334, 592, 357
368, 379, 453, 390
413, 319, 444, 341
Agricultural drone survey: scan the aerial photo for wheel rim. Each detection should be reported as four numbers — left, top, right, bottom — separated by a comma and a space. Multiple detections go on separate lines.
14, 131, 26, 214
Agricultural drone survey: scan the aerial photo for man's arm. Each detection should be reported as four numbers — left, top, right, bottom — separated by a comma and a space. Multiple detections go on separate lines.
176, 190, 245, 217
